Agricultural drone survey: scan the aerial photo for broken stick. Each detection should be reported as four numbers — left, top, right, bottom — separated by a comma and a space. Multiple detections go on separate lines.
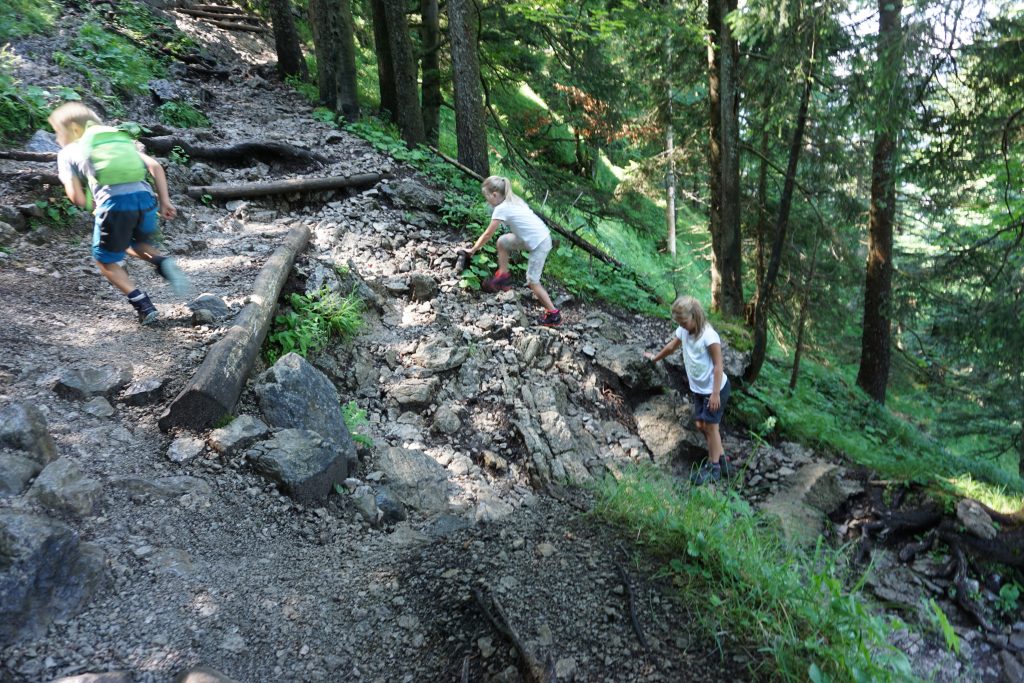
187, 172, 381, 201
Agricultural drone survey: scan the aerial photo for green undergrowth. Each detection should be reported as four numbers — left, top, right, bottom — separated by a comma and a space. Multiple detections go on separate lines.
158, 101, 208, 128
264, 287, 364, 364
0, 0, 57, 43
732, 353, 1024, 504
594, 467, 917, 683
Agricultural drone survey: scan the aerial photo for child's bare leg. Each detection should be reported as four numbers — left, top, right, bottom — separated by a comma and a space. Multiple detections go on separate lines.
705, 422, 724, 464
127, 242, 161, 263
528, 281, 555, 310
96, 261, 138, 295
496, 241, 510, 273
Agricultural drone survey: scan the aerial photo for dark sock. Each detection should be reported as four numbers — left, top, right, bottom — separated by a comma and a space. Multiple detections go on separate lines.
127, 288, 144, 302
151, 255, 166, 272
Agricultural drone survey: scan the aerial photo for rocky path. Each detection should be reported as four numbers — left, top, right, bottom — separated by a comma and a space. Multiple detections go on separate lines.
2, 7, 1020, 683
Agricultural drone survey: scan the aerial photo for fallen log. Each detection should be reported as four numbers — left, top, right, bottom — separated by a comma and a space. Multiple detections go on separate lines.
0, 150, 58, 162
206, 19, 270, 32
158, 224, 310, 431
192, 3, 247, 14
176, 7, 264, 23
140, 137, 330, 167
187, 172, 381, 201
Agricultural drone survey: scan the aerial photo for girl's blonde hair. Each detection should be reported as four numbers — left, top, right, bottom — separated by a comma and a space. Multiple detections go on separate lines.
48, 102, 102, 138
671, 295, 707, 339
481, 175, 523, 204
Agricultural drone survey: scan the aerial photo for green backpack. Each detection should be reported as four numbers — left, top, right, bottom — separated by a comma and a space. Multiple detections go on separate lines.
78, 123, 147, 188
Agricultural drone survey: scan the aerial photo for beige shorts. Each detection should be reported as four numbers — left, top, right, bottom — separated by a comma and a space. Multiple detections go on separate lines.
497, 233, 552, 284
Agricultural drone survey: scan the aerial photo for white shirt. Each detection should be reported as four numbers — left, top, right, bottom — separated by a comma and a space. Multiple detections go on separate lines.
491, 198, 549, 250
674, 323, 728, 395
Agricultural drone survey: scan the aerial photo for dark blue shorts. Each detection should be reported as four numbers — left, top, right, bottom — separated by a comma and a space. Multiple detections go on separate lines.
92, 192, 158, 264
690, 381, 730, 424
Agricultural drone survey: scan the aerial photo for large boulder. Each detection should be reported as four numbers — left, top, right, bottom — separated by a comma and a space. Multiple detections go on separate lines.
208, 415, 269, 456
53, 365, 133, 401
594, 345, 657, 390
246, 429, 348, 505
0, 511, 106, 643
633, 394, 703, 465
759, 462, 861, 546
374, 447, 449, 513
0, 452, 42, 497
387, 377, 439, 407
254, 353, 357, 471
0, 403, 58, 465
27, 459, 102, 517
379, 178, 444, 212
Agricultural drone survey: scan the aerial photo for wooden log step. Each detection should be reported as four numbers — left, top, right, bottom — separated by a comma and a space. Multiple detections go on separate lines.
187, 173, 381, 200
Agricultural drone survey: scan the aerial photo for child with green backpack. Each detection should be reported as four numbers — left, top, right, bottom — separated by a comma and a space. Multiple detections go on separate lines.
49, 102, 190, 324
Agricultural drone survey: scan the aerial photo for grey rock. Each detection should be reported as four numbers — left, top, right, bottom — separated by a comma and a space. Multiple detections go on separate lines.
760, 463, 854, 546
999, 650, 1024, 683
424, 513, 471, 538
0, 451, 43, 497
121, 378, 165, 406
246, 429, 348, 505
411, 337, 468, 372
374, 447, 448, 512
173, 666, 243, 683
379, 178, 444, 212
28, 458, 102, 517
150, 548, 195, 578
148, 78, 179, 103
633, 395, 702, 465
0, 402, 58, 465
594, 345, 657, 389
352, 485, 381, 525
18, 202, 45, 219
54, 365, 133, 401
409, 272, 438, 301
432, 405, 461, 435
167, 435, 205, 463
375, 488, 407, 523
192, 309, 216, 325
0, 221, 17, 246
388, 377, 439, 407
188, 293, 231, 320
0, 511, 106, 643
111, 475, 212, 499
26, 130, 61, 153
48, 673, 135, 683
255, 353, 357, 472
0, 206, 26, 232
82, 396, 115, 417
957, 499, 998, 540
208, 415, 268, 456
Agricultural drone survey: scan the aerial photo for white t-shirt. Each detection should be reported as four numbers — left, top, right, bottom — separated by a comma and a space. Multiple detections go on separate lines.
491, 198, 550, 250
674, 323, 729, 395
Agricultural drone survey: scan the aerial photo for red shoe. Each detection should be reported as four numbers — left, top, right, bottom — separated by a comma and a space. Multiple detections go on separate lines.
481, 271, 513, 292
537, 309, 561, 327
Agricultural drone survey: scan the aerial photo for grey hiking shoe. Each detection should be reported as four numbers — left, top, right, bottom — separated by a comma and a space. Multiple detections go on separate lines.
690, 461, 721, 486
158, 258, 191, 297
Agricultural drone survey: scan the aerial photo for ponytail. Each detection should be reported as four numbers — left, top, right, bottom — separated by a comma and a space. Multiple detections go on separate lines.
482, 175, 523, 205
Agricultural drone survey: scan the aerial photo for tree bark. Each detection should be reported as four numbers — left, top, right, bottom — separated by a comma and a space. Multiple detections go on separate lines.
664, 19, 677, 262
186, 173, 381, 200
308, 0, 361, 122
383, 0, 426, 145
267, 0, 307, 79
744, 28, 816, 385
856, 0, 904, 404
371, 0, 398, 117
448, 0, 489, 177
420, 0, 442, 146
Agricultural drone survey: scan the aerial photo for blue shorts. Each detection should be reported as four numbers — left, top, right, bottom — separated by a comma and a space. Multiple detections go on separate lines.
690, 382, 730, 424
92, 192, 159, 264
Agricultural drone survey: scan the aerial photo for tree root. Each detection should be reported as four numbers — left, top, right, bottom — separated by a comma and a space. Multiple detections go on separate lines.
473, 587, 556, 683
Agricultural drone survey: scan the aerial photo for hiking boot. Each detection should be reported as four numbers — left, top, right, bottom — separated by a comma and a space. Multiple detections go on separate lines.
537, 309, 561, 327
130, 292, 159, 325
481, 271, 513, 293
157, 258, 191, 297
719, 456, 736, 478
690, 461, 721, 486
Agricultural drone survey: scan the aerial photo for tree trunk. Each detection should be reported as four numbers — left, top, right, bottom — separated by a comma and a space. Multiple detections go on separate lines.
448, 0, 489, 177
856, 0, 904, 404
712, 0, 745, 317
267, 0, 307, 80
707, 0, 723, 302
383, 0, 426, 145
308, 0, 361, 122
371, 0, 398, 117
420, 0, 442, 146
664, 21, 677, 261
744, 28, 816, 385
749, 116, 770, 325
790, 232, 821, 391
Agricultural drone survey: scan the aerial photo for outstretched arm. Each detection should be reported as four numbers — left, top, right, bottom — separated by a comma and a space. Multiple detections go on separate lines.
707, 343, 724, 411
62, 175, 88, 209
140, 153, 177, 220
645, 337, 681, 362
468, 219, 501, 254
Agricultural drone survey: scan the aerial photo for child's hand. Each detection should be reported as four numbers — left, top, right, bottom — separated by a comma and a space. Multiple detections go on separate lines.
643, 351, 656, 361
708, 393, 720, 412
160, 203, 177, 220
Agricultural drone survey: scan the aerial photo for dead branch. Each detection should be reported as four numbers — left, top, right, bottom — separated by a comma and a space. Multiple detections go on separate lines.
0, 150, 58, 163
139, 136, 330, 167
187, 172, 381, 201
473, 587, 552, 683
192, 3, 247, 14
0, 170, 61, 188
616, 562, 649, 651
176, 7, 264, 23
206, 19, 270, 32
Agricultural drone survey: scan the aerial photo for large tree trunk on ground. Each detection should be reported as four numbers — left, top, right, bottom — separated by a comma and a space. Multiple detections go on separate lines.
857, 0, 904, 404
159, 225, 311, 431
447, 0, 489, 177
186, 173, 381, 200
382, 0, 426, 145
267, 0, 307, 80
708, 0, 744, 317
308, 0, 360, 122
371, 0, 398, 118
420, 0, 442, 146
